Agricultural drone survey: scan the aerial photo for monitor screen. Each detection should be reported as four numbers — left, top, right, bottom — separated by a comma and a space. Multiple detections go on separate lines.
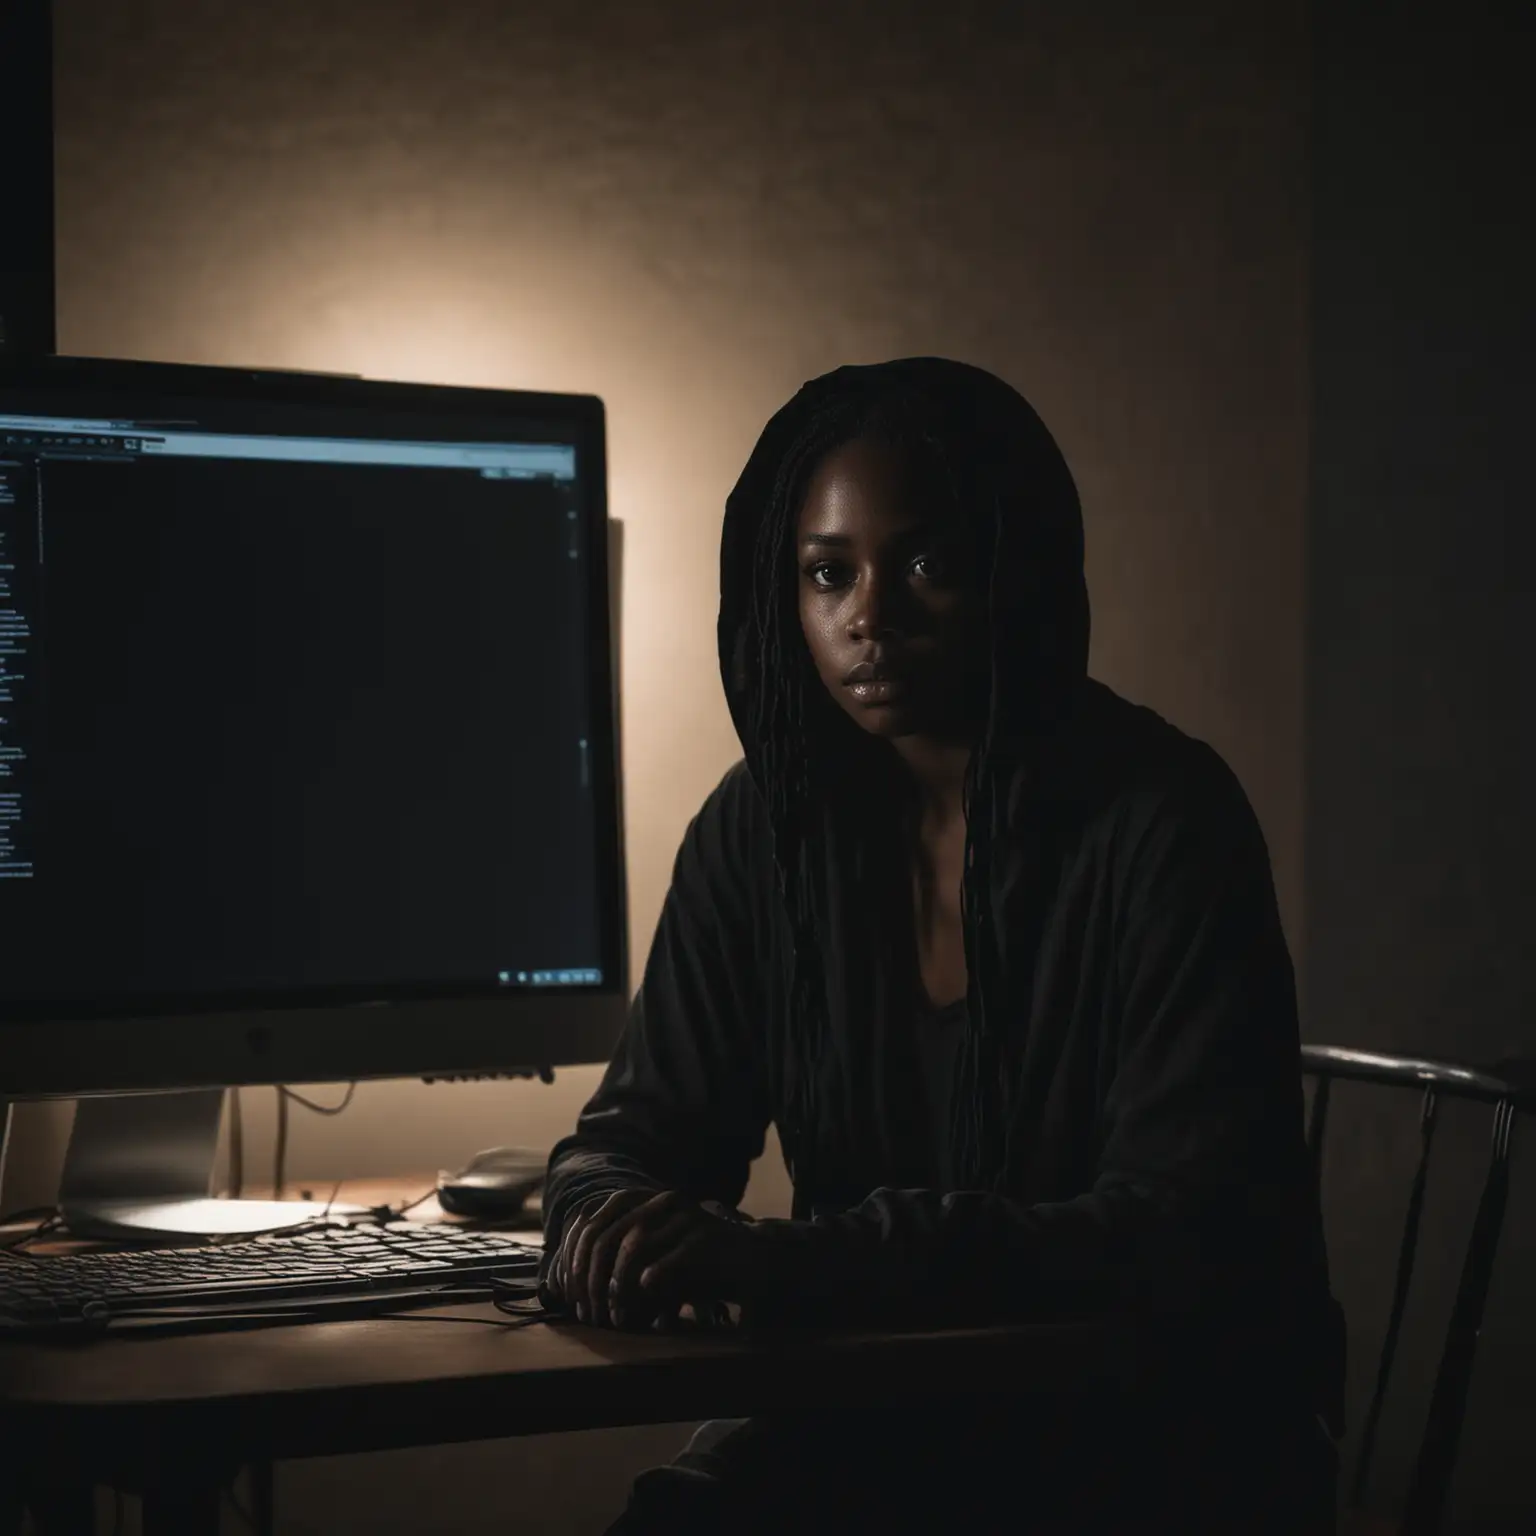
0, 358, 624, 1091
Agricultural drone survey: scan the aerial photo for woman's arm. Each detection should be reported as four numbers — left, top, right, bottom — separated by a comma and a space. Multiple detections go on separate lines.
542, 764, 774, 1264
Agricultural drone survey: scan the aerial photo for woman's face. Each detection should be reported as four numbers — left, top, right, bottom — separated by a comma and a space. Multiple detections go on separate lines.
795, 434, 988, 742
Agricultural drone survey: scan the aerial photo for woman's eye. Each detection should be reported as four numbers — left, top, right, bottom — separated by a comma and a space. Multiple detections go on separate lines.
910, 554, 946, 582
806, 562, 844, 589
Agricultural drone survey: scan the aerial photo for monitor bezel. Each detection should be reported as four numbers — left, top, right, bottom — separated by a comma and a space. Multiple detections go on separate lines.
0, 355, 628, 1098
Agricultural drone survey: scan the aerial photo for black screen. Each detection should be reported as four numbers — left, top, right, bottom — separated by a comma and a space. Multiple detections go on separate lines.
0, 390, 607, 1018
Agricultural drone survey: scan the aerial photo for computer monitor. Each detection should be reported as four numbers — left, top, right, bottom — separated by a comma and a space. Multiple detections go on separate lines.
0, 355, 627, 1235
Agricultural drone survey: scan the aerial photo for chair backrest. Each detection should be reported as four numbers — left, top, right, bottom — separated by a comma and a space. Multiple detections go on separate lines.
1302, 1045, 1529, 1536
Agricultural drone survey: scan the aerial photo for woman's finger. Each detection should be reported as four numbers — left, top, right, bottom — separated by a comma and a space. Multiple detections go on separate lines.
551, 1198, 606, 1298
549, 1202, 601, 1299
565, 1190, 655, 1311
607, 1209, 698, 1326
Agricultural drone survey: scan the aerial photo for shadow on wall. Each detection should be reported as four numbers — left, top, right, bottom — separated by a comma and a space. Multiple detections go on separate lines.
1305, 3, 1535, 1527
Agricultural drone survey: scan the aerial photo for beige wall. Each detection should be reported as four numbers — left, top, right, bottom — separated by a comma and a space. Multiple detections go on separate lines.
10, 2, 1307, 1528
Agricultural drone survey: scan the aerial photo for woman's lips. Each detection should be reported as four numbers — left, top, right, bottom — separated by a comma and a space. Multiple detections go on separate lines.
845, 676, 910, 705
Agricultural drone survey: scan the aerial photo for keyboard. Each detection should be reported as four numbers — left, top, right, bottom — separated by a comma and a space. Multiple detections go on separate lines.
0, 1221, 543, 1336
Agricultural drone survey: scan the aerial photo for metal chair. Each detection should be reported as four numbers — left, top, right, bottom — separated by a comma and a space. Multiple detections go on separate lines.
1303, 1045, 1531, 1536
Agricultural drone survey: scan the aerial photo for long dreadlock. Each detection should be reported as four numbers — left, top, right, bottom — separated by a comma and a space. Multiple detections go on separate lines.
743, 387, 1014, 1195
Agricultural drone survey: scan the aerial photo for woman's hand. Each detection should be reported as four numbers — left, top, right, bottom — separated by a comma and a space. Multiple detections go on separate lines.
550, 1190, 836, 1329
548, 1188, 753, 1329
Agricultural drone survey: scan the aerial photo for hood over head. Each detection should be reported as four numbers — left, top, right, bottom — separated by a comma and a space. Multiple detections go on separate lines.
715, 358, 1093, 1191
718, 356, 1090, 778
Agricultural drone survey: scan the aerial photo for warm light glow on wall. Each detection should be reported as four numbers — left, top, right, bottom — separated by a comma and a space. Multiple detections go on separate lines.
40, 0, 1309, 1221
214, 250, 758, 980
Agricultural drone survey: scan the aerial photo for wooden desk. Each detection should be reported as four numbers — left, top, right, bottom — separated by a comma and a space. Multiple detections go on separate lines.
0, 1180, 1131, 1535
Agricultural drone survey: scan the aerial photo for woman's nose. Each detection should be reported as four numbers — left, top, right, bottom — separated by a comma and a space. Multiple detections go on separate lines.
847, 575, 899, 641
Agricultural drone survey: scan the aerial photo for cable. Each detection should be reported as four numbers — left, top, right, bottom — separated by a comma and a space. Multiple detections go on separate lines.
0, 1205, 58, 1228
95, 1284, 526, 1335
0, 1210, 62, 1252
391, 1185, 440, 1217
227, 1086, 245, 1199
271, 1082, 355, 1197
0, 1205, 58, 1239
376, 1309, 551, 1329
489, 1275, 570, 1328
272, 1086, 289, 1198
278, 1082, 357, 1116
205, 1211, 344, 1248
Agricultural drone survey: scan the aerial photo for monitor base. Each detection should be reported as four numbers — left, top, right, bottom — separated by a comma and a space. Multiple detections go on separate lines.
58, 1087, 366, 1242
59, 1195, 370, 1241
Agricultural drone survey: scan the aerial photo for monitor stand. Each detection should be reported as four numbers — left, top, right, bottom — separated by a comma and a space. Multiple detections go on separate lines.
58, 1089, 367, 1241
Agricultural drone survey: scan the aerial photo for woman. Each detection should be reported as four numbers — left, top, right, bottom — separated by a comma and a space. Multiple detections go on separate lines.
543, 358, 1343, 1533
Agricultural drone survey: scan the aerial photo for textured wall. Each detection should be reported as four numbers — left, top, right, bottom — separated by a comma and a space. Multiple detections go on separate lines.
28, 1, 1308, 1529
1307, 4, 1535, 1525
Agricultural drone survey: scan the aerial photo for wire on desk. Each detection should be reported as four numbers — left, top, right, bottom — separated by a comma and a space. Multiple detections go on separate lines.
319, 1177, 347, 1222
203, 1210, 349, 1248
372, 1278, 564, 1330
0, 1208, 62, 1252
373, 1311, 554, 1330
76, 1275, 560, 1337
490, 1274, 566, 1327
402, 1288, 732, 1334
390, 1184, 440, 1217
0, 1205, 58, 1230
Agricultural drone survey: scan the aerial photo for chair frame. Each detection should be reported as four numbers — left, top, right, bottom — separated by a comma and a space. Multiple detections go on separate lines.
1302, 1045, 1529, 1536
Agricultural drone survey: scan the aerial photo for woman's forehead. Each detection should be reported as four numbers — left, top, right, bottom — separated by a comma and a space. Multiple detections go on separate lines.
796, 434, 961, 529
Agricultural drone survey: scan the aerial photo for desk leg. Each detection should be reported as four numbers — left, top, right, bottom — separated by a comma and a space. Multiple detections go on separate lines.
142, 1483, 221, 1536
249, 1461, 275, 1535
24, 1483, 94, 1536
0, 1477, 23, 1536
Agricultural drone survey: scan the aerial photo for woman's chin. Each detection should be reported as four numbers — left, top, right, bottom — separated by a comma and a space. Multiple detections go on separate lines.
851, 704, 929, 739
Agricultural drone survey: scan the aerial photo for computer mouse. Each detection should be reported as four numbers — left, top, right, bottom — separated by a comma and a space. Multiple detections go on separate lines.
437, 1146, 547, 1220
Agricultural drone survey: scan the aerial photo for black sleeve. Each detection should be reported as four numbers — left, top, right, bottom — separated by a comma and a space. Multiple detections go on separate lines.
542, 764, 775, 1252
757, 754, 1314, 1328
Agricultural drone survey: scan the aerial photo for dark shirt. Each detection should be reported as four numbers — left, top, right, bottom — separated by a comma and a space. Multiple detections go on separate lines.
588, 357, 1343, 1528
545, 681, 1343, 1429
915, 995, 967, 1189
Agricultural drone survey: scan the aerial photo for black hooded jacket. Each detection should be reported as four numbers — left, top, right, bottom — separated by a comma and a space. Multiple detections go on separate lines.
544, 359, 1342, 1425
